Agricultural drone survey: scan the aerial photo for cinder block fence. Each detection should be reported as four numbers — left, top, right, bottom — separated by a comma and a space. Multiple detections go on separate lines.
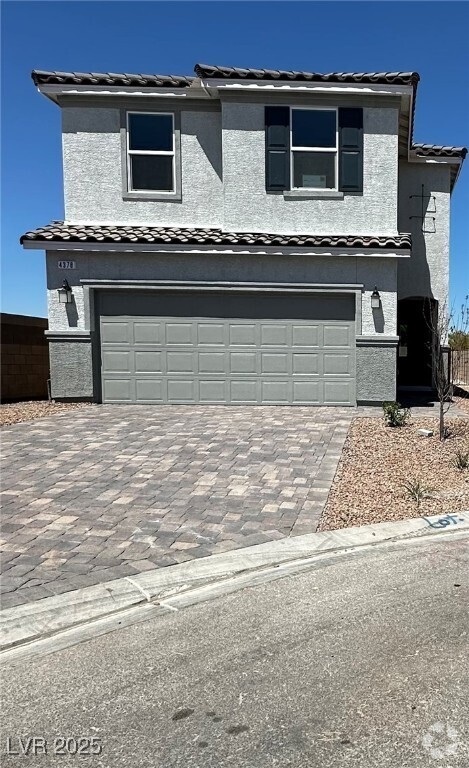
1, 314, 49, 401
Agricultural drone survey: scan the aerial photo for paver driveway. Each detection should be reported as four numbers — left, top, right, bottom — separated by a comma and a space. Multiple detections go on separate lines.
1, 405, 352, 608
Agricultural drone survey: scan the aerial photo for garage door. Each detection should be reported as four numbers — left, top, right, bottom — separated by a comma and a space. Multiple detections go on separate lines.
98, 292, 356, 405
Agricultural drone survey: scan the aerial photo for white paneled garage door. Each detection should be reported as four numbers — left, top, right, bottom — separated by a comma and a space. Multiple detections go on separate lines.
98, 291, 356, 405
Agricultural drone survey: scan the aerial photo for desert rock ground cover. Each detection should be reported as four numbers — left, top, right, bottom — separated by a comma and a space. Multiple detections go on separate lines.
319, 415, 469, 530
0, 400, 91, 427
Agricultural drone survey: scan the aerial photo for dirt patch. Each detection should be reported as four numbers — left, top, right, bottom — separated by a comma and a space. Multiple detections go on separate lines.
0, 400, 92, 427
319, 415, 469, 531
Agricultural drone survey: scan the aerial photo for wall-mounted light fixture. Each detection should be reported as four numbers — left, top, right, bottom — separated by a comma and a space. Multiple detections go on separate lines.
58, 279, 73, 304
371, 287, 381, 310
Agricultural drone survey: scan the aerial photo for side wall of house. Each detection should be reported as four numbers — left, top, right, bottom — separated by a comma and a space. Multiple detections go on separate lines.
397, 160, 451, 306
45, 249, 398, 402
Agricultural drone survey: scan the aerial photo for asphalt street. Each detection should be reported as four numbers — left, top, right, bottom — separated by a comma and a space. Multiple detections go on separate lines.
1, 532, 468, 767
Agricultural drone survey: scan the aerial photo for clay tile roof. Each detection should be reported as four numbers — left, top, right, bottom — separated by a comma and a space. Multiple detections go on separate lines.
20, 223, 412, 250
412, 143, 467, 159
31, 70, 195, 88
194, 63, 420, 87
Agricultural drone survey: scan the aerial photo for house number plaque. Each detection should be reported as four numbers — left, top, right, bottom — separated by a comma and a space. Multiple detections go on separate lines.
57, 260, 76, 269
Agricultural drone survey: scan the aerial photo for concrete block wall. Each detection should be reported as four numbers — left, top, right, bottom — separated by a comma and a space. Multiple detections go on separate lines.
1, 314, 49, 401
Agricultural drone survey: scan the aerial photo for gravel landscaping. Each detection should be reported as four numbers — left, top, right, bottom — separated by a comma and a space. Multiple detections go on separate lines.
0, 400, 91, 427
319, 415, 469, 531
454, 386, 469, 415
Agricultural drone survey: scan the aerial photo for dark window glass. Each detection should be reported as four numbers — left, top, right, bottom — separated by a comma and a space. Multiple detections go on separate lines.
128, 114, 173, 151
293, 152, 335, 189
292, 110, 336, 148
131, 155, 173, 191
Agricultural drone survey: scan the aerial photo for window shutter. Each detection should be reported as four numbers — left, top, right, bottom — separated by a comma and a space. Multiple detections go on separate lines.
265, 106, 290, 191
338, 108, 363, 193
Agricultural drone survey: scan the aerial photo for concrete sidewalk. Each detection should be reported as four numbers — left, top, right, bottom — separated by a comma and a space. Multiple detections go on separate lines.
2, 510, 468, 660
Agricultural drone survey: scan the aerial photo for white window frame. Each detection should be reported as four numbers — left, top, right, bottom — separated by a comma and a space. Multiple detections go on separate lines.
290, 107, 338, 192
126, 111, 175, 194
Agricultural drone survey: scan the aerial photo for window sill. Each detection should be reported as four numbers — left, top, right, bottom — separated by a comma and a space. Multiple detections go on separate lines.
122, 191, 182, 203
283, 190, 344, 200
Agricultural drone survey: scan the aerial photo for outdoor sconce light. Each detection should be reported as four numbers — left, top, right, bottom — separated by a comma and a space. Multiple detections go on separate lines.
371, 287, 381, 310
58, 279, 73, 304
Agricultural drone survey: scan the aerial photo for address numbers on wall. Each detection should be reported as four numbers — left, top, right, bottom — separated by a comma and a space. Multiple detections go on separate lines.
57, 260, 76, 269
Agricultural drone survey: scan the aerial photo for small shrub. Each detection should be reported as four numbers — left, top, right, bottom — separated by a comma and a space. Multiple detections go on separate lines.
453, 450, 469, 470
383, 401, 410, 428
402, 478, 432, 507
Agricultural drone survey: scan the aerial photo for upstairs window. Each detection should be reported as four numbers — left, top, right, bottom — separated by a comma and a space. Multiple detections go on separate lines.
127, 113, 175, 192
266, 106, 363, 194
291, 108, 338, 190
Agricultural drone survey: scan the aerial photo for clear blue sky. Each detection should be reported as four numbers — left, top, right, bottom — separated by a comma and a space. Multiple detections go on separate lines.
1, 0, 468, 318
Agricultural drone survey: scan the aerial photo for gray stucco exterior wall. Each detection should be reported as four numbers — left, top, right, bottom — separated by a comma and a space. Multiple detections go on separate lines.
45, 249, 398, 403
62, 106, 223, 227
397, 160, 451, 305
356, 344, 397, 403
61, 99, 399, 237
49, 339, 94, 399
46, 250, 398, 337
221, 102, 399, 235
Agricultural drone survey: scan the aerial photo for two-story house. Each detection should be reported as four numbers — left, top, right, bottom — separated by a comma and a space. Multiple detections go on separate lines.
21, 63, 466, 407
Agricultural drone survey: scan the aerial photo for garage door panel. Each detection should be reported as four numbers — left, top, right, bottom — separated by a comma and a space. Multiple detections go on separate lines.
136, 379, 164, 402
261, 381, 290, 403
230, 352, 257, 374
261, 324, 289, 346
324, 353, 352, 376
165, 323, 193, 345
197, 324, 225, 346
230, 380, 257, 403
229, 325, 257, 346
167, 380, 196, 402
293, 381, 321, 404
324, 325, 352, 347
134, 351, 163, 373
167, 352, 195, 373
292, 325, 320, 347
100, 292, 356, 405
261, 353, 289, 374
134, 322, 162, 344
293, 353, 320, 375
102, 350, 131, 373
198, 352, 225, 373
324, 381, 354, 404
102, 378, 133, 402
101, 321, 130, 344
199, 380, 226, 403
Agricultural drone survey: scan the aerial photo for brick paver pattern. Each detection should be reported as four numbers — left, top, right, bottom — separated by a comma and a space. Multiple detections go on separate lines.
1, 405, 353, 608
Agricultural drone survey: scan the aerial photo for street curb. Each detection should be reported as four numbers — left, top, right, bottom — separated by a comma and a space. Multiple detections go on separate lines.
1, 511, 468, 653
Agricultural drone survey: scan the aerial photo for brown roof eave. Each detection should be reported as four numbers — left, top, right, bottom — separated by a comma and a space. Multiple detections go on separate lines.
20, 223, 412, 251
31, 69, 195, 89
194, 63, 420, 87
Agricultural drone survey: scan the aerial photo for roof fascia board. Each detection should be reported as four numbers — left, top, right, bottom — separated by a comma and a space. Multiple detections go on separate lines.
37, 84, 209, 103
201, 78, 414, 97
23, 241, 410, 258
408, 154, 463, 166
